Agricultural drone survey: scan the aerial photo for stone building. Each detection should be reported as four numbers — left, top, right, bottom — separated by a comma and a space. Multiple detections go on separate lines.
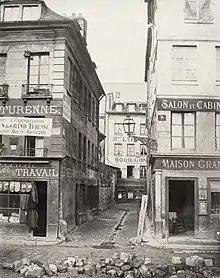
144, 0, 220, 239
101, 92, 147, 202
0, 0, 105, 242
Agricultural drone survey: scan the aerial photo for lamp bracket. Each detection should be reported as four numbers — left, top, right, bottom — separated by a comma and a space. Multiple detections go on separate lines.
129, 135, 157, 151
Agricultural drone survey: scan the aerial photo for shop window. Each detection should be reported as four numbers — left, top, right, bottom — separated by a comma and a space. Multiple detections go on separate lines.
0, 181, 32, 224
140, 166, 147, 179
140, 144, 147, 156
127, 144, 135, 157
114, 123, 123, 135
172, 45, 197, 82
184, 0, 213, 23
210, 180, 220, 214
216, 47, 220, 82
114, 143, 122, 156
140, 124, 147, 135
171, 112, 196, 149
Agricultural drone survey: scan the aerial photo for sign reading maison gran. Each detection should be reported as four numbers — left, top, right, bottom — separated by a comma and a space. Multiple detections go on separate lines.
155, 157, 220, 171
157, 98, 220, 112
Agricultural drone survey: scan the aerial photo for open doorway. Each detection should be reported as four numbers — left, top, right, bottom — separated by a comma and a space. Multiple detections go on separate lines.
169, 180, 194, 236
33, 181, 47, 237
127, 166, 134, 178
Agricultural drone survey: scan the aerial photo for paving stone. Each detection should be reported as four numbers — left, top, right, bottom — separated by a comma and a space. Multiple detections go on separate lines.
144, 257, 151, 265
112, 253, 120, 260
25, 265, 45, 278
121, 264, 131, 272
77, 267, 85, 274
120, 252, 130, 263
154, 269, 167, 278
19, 266, 29, 275
185, 256, 204, 267
106, 269, 117, 277
132, 258, 143, 268
124, 270, 135, 278
133, 268, 141, 278
114, 259, 124, 268
204, 259, 214, 267
172, 256, 182, 265
63, 257, 76, 267
139, 265, 152, 278
105, 258, 112, 265
49, 264, 57, 273
84, 265, 97, 277
117, 270, 124, 277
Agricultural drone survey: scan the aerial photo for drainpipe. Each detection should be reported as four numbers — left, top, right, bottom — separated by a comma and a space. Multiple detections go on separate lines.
57, 157, 65, 239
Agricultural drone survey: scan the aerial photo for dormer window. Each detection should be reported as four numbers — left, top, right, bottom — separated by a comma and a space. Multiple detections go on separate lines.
2, 4, 41, 22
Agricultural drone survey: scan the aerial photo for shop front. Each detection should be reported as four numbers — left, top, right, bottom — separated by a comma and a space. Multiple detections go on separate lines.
0, 160, 60, 240
151, 155, 220, 239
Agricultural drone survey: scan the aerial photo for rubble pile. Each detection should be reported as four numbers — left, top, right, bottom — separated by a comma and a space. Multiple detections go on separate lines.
1, 253, 219, 277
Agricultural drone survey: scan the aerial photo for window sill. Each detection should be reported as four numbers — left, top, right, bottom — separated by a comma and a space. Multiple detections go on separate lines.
172, 81, 198, 86
184, 19, 213, 25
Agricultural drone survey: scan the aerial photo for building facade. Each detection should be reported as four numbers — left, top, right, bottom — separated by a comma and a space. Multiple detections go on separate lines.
145, 0, 220, 239
102, 92, 147, 202
0, 0, 104, 241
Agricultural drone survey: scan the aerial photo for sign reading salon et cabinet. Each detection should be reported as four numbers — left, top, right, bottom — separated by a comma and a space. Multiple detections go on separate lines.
157, 98, 220, 111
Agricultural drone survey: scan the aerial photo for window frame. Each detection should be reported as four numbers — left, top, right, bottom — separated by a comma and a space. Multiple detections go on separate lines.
114, 123, 123, 135
171, 112, 196, 149
127, 143, 135, 157
140, 123, 147, 135
114, 143, 122, 156
140, 166, 147, 179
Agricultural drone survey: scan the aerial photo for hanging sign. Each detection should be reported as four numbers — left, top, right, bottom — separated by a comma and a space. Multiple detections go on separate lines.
0, 117, 53, 137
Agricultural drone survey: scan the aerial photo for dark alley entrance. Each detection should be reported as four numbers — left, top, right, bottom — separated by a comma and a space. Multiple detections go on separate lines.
168, 179, 195, 237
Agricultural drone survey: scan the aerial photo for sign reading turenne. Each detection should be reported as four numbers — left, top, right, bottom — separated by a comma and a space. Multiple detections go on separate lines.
155, 157, 220, 171
157, 98, 220, 112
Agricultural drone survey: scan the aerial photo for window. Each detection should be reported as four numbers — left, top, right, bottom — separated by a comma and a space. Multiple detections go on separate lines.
140, 124, 147, 135
83, 136, 86, 163
216, 47, 220, 82
25, 136, 44, 157
29, 53, 49, 85
22, 5, 41, 21
184, 0, 213, 23
3, 6, 20, 21
66, 58, 72, 93
140, 144, 147, 156
171, 112, 196, 149
210, 181, 220, 214
78, 132, 82, 160
114, 123, 123, 135
127, 144, 135, 157
88, 140, 91, 165
172, 46, 197, 82
114, 143, 122, 156
140, 166, 147, 179
215, 114, 220, 149
115, 104, 123, 112
0, 181, 33, 224
128, 104, 136, 112
127, 166, 134, 178
0, 54, 7, 84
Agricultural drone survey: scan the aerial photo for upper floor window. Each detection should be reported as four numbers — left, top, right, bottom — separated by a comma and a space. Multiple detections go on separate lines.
140, 124, 147, 135
114, 123, 123, 135
171, 112, 196, 149
172, 45, 197, 82
29, 53, 49, 85
114, 143, 122, 156
127, 144, 135, 157
216, 47, 220, 83
140, 144, 147, 156
184, 0, 213, 23
115, 103, 123, 112
0, 54, 7, 83
2, 5, 41, 22
140, 166, 147, 179
128, 104, 136, 112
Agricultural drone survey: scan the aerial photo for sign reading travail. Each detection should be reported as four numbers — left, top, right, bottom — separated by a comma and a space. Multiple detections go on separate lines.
155, 157, 220, 171
157, 98, 220, 112
0, 117, 52, 137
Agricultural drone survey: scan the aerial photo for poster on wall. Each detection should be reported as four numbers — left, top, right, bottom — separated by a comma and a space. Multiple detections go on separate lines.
0, 117, 52, 137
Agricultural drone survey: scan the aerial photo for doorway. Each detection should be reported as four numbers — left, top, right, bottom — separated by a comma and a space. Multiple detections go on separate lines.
127, 166, 134, 178
168, 180, 194, 236
33, 181, 47, 237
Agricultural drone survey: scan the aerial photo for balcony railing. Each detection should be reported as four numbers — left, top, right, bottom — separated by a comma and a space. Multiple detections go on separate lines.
0, 147, 48, 157
22, 84, 52, 101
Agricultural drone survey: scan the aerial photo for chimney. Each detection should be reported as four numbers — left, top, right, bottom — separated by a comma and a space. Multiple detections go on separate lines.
76, 13, 88, 42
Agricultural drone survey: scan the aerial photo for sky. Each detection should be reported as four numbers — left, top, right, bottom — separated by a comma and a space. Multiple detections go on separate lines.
45, 0, 147, 84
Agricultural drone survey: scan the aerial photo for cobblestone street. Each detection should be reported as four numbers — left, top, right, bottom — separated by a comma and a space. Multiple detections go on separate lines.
1, 203, 220, 277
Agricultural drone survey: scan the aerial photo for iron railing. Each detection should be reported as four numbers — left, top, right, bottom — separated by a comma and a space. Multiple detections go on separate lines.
22, 84, 52, 98
0, 84, 9, 98
0, 147, 48, 157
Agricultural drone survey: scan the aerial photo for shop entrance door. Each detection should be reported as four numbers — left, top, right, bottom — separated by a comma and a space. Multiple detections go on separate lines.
168, 180, 194, 236
33, 181, 47, 237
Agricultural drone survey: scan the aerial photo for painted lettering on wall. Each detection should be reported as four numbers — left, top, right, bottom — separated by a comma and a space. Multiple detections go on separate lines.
157, 98, 220, 112
0, 163, 58, 178
115, 157, 147, 163
0, 105, 59, 115
155, 157, 220, 170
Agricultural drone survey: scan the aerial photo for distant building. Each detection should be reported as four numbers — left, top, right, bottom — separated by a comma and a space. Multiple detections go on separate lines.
144, 0, 220, 240
0, 0, 104, 242
100, 91, 147, 202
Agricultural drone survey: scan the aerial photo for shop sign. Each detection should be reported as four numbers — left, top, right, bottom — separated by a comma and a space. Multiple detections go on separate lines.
0, 117, 52, 137
155, 157, 220, 171
0, 163, 58, 178
0, 105, 59, 115
115, 157, 147, 163
63, 89, 71, 123
157, 98, 220, 112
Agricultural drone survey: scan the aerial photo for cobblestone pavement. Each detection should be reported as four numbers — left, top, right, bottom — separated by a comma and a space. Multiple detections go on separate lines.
0, 202, 220, 277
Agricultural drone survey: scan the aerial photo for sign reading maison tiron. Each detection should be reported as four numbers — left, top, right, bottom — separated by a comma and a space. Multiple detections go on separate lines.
155, 157, 220, 171
157, 98, 220, 112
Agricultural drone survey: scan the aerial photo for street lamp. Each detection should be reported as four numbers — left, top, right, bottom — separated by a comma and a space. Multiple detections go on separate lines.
122, 115, 157, 151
